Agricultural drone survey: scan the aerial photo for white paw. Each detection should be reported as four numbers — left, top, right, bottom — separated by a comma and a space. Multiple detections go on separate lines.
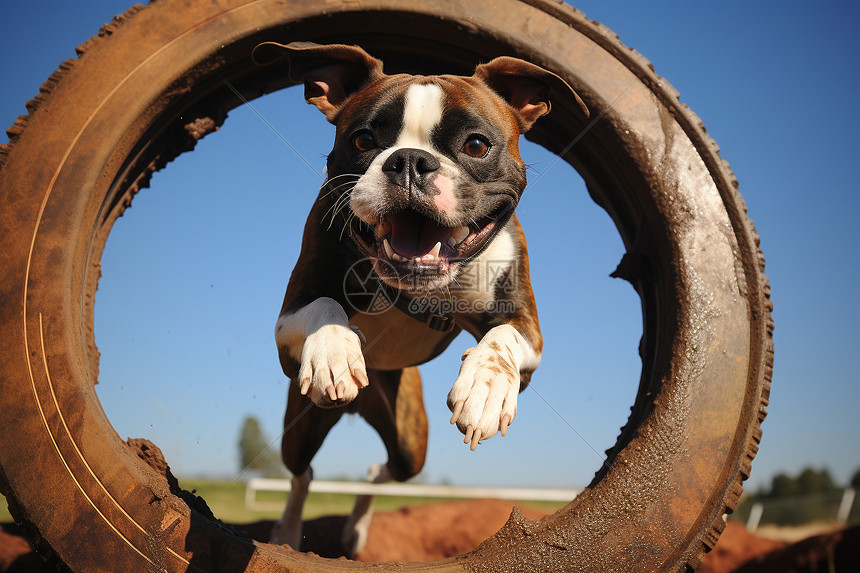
447, 343, 519, 450
299, 324, 368, 407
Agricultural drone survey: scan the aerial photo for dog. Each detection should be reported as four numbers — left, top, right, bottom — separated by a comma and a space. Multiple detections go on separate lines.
252, 41, 587, 556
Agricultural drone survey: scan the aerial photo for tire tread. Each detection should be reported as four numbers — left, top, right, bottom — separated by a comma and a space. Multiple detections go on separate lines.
0, 4, 149, 170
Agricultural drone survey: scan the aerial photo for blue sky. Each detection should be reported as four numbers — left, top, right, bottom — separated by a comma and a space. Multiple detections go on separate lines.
2, 2, 858, 494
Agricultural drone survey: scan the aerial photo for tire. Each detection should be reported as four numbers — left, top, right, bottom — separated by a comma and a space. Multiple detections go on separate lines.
0, 1, 772, 571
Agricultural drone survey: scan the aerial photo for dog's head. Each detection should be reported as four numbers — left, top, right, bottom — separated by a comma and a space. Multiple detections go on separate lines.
255, 41, 587, 292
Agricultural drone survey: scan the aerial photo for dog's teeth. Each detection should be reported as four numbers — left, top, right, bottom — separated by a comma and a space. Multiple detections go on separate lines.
429, 241, 441, 259
451, 226, 469, 244
447, 237, 458, 248
383, 239, 394, 259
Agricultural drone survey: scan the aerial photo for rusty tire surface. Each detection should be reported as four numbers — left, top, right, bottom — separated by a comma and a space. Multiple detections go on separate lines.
0, 1, 772, 571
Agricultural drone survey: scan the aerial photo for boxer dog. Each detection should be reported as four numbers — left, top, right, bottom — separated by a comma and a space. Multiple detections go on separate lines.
253, 41, 587, 556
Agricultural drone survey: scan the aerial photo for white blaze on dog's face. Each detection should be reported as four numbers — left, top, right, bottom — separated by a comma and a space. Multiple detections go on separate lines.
329, 74, 530, 292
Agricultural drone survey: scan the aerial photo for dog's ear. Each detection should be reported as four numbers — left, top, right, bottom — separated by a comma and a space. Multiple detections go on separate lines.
253, 41, 384, 122
474, 56, 589, 131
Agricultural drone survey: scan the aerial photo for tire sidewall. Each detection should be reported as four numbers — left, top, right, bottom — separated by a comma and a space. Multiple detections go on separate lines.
0, 1, 770, 571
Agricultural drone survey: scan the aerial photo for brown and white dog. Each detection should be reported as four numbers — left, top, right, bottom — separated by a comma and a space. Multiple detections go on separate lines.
253, 41, 587, 556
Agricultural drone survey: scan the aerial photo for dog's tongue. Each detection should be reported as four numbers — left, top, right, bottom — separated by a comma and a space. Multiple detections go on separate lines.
388, 211, 451, 259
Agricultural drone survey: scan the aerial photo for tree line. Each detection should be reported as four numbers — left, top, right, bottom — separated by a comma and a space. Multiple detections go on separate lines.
758, 466, 858, 499
733, 465, 860, 526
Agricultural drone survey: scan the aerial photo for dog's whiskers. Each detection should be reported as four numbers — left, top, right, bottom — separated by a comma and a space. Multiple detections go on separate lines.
332, 191, 355, 223
340, 211, 360, 241
319, 172, 361, 191
318, 175, 359, 201
322, 187, 351, 216
322, 183, 358, 230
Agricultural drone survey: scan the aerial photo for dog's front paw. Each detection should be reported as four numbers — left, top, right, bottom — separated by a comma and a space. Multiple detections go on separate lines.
447, 344, 519, 450
299, 324, 368, 407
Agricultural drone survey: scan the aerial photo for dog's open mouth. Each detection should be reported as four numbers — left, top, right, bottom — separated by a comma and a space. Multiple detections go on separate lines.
351, 205, 508, 285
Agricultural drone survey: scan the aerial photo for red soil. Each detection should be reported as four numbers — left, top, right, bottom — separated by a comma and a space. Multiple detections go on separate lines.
2, 500, 858, 571
697, 522, 786, 573
357, 499, 548, 562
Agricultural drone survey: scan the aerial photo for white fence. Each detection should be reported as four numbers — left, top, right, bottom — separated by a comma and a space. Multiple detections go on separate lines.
745, 487, 856, 531
245, 477, 579, 512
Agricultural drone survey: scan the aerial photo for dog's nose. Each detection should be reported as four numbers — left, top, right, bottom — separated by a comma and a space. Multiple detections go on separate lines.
382, 148, 440, 190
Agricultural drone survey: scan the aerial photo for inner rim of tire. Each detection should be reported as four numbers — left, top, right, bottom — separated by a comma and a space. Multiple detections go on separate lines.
96, 13, 668, 482
78, 7, 699, 571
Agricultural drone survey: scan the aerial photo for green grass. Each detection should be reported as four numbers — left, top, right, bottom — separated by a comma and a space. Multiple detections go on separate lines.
1, 479, 567, 526
177, 478, 566, 525
1, 493, 12, 522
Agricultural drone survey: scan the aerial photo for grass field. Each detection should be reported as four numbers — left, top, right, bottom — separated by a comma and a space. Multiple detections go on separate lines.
0, 494, 10, 522
1, 478, 566, 526
179, 478, 566, 524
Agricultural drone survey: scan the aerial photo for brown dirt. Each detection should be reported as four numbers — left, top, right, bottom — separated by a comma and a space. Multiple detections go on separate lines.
697, 522, 786, 573
2, 500, 858, 571
734, 525, 860, 573
358, 499, 548, 562
0, 523, 55, 573
238, 498, 548, 562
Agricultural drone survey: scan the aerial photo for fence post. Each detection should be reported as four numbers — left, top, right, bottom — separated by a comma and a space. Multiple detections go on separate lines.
746, 502, 764, 531
836, 488, 855, 524
245, 478, 259, 509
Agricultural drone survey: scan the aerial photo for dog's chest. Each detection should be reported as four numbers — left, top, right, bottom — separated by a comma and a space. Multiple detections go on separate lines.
351, 227, 517, 370
351, 308, 456, 370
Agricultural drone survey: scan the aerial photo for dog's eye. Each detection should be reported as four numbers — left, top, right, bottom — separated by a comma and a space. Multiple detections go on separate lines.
353, 131, 377, 152
462, 136, 490, 158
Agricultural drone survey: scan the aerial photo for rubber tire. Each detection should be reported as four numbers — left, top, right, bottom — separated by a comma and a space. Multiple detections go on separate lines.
0, 1, 773, 571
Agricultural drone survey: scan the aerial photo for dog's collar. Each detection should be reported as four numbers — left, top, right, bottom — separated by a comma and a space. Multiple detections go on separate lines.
379, 282, 456, 333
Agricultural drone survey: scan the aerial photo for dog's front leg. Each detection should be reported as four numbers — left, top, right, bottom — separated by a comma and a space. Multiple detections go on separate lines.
447, 324, 540, 450
276, 297, 369, 407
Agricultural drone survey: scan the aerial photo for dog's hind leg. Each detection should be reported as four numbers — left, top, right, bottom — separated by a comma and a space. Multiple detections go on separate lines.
340, 462, 391, 557
270, 381, 345, 548
270, 465, 312, 548
342, 367, 428, 556
361, 367, 429, 481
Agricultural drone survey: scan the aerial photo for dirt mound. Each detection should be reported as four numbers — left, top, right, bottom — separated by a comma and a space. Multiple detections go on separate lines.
0, 523, 52, 573
241, 498, 547, 561
2, 500, 858, 571
358, 499, 548, 562
241, 501, 860, 571
734, 524, 860, 573
698, 522, 786, 573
